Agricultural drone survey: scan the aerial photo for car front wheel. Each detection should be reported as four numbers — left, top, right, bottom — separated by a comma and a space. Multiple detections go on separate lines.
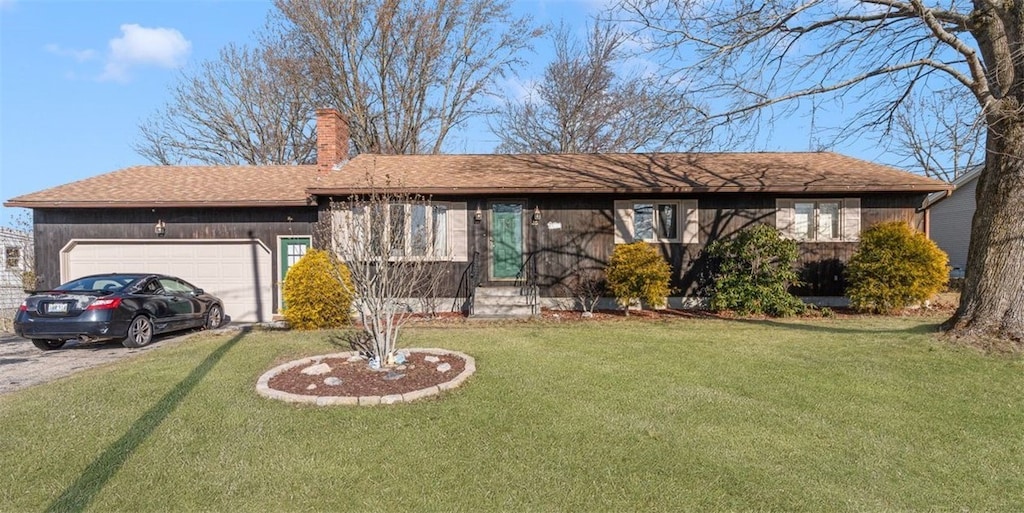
31, 339, 67, 351
205, 305, 223, 330
122, 316, 154, 348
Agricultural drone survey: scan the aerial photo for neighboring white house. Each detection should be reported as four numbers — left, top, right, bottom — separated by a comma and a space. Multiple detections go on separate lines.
1, 227, 32, 328
924, 166, 981, 278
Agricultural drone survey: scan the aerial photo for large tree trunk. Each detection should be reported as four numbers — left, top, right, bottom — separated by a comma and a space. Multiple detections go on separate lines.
943, 112, 1024, 345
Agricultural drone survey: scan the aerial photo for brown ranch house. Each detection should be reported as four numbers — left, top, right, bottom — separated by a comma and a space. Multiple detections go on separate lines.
5, 109, 951, 322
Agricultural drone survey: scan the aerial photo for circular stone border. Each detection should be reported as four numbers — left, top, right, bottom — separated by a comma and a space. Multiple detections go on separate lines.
256, 348, 475, 406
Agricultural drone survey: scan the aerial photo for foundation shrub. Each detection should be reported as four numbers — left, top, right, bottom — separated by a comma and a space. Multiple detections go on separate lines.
704, 225, 805, 317
845, 221, 949, 313
605, 242, 672, 314
282, 248, 356, 330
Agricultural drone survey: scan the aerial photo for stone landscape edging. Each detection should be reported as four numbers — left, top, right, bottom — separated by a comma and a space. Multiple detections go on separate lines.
256, 347, 475, 406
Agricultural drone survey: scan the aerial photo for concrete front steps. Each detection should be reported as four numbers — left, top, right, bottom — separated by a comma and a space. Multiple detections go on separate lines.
470, 285, 536, 318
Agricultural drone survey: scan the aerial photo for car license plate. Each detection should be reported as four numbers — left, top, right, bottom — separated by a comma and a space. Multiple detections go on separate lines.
46, 302, 69, 314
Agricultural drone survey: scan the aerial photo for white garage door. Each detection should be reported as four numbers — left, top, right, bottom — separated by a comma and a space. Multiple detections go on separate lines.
61, 239, 273, 323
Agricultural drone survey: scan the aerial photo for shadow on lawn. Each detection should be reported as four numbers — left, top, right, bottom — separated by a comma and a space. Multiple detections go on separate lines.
45, 327, 249, 513
544, 308, 946, 336
728, 317, 944, 336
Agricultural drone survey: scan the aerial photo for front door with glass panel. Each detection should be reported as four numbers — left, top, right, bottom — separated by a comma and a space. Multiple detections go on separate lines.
490, 202, 523, 280
279, 236, 311, 308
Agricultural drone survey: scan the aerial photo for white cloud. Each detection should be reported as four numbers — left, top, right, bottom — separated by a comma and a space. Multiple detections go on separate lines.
99, 24, 191, 82
44, 43, 98, 62
502, 77, 540, 103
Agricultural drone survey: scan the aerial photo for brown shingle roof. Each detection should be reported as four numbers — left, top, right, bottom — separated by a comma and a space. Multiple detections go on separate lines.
5, 165, 322, 208
4, 152, 950, 209
313, 152, 950, 194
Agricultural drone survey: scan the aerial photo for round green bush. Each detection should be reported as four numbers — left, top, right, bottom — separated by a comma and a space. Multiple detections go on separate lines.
605, 242, 672, 314
845, 221, 948, 313
704, 224, 805, 317
282, 248, 356, 330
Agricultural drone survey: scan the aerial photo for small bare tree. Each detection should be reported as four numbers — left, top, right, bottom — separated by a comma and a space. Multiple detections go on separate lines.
562, 268, 604, 317
326, 179, 451, 366
494, 20, 705, 154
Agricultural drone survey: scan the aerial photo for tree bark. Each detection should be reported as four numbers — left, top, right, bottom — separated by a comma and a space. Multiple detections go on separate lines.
943, 109, 1024, 345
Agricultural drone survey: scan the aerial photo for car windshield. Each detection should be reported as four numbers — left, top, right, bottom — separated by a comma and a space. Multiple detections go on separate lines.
57, 275, 144, 292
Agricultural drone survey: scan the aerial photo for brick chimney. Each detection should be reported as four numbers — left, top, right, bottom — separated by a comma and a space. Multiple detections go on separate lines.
316, 108, 349, 174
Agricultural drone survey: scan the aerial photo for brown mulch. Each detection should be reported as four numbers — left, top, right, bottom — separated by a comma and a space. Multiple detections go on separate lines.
267, 351, 466, 397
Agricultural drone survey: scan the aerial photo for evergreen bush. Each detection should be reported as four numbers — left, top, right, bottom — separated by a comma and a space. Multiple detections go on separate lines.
845, 221, 948, 313
704, 224, 805, 316
605, 242, 672, 315
282, 248, 356, 330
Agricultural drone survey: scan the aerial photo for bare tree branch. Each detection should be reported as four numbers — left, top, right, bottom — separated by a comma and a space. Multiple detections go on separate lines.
324, 175, 450, 365
135, 43, 317, 165
613, 0, 1024, 344
493, 20, 707, 153
889, 87, 984, 182
274, 0, 542, 155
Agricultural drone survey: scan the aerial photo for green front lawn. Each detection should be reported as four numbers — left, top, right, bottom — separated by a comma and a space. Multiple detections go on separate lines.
1, 316, 1022, 512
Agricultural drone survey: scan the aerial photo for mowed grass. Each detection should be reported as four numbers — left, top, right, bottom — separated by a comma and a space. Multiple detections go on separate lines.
1, 316, 1022, 512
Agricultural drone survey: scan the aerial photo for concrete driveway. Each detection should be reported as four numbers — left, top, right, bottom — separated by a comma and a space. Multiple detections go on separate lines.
0, 329, 226, 395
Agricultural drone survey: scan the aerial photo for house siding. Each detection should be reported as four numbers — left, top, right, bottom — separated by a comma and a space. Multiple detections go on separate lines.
522, 193, 927, 298
929, 177, 976, 276
32, 207, 317, 311
29, 191, 928, 319
325, 192, 926, 300
1, 229, 32, 316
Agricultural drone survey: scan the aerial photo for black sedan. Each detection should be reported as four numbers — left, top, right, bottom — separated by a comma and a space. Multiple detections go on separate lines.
14, 273, 225, 351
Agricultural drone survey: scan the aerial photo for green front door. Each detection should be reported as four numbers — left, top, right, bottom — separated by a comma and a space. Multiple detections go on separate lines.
491, 202, 523, 279
279, 236, 311, 308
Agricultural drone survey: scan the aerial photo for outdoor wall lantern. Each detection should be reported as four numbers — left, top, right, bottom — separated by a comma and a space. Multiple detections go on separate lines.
531, 206, 542, 226
474, 204, 483, 223
154, 219, 167, 237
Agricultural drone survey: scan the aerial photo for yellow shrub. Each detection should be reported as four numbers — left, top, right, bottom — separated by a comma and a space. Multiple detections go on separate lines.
282, 249, 356, 330
605, 242, 672, 312
845, 221, 949, 313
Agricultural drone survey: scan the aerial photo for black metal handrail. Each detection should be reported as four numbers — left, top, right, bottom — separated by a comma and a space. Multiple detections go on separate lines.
452, 250, 480, 315
514, 252, 540, 316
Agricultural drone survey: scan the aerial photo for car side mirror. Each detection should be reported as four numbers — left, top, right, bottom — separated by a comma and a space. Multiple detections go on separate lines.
193, 288, 204, 295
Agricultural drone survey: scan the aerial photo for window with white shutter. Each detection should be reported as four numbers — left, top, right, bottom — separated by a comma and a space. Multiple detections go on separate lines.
614, 200, 699, 244
776, 198, 860, 242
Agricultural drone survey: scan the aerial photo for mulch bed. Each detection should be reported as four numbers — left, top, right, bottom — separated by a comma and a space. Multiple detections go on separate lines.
266, 351, 466, 397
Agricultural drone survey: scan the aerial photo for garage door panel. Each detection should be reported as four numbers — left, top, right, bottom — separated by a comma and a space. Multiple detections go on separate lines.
64, 240, 272, 323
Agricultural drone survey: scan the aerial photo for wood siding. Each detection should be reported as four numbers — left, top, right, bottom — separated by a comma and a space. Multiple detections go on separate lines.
523, 193, 927, 298
33, 207, 317, 311
31, 191, 928, 318
316, 192, 927, 300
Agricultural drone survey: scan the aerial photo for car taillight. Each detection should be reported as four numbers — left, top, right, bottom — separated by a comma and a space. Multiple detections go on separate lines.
19, 302, 27, 311
87, 297, 122, 310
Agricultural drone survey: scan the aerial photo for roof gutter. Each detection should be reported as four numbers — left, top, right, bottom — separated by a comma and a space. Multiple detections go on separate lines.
307, 184, 954, 196
2, 200, 311, 209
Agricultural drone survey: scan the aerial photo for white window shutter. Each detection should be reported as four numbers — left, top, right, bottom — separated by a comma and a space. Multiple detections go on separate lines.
776, 199, 795, 238
682, 200, 699, 244
332, 209, 352, 259
448, 202, 468, 262
613, 200, 633, 244
843, 198, 861, 242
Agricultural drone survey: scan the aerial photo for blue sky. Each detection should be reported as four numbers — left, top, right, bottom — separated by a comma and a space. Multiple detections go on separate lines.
0, 0, 885, 229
